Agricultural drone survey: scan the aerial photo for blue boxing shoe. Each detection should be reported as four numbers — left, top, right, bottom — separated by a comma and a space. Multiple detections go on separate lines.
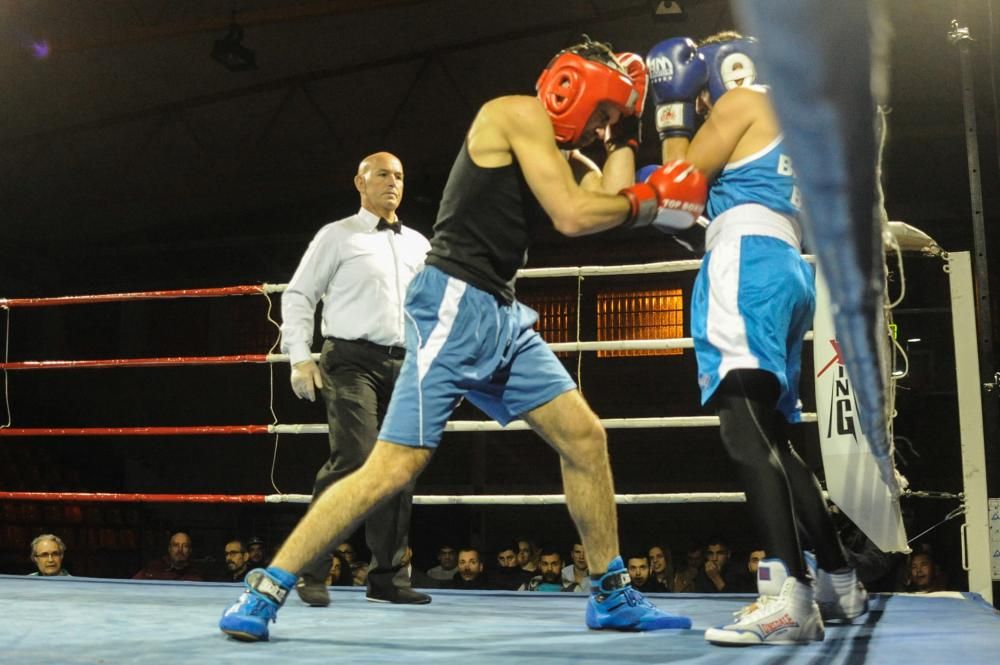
220, 566, 297, 642
586, 556, 692, 631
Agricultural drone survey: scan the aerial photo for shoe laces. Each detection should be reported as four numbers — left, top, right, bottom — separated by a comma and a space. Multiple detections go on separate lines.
618, 586, 652, 609
242, 592, 279, 623
732, 594, 778, 621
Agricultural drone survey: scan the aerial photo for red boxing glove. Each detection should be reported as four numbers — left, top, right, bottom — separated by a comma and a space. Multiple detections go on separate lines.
620, 160, 707, 231
605, 52, 648, 153
614, 52, 648, 117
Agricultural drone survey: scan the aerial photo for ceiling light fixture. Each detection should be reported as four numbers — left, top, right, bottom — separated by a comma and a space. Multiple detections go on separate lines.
651, 1, 685, 22
211, 18, 256, 72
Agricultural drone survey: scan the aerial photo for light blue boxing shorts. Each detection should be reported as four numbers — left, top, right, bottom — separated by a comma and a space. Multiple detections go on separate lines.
379, 265, 578, 448
691, 207, 814, 422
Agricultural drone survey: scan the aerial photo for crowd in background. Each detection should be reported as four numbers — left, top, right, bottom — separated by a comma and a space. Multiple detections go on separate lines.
25, 529, 952, 594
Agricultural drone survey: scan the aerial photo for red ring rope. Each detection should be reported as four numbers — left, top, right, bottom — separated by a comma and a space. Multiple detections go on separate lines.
0, 425, 269, 436
0, 354, 270, 370
0, 284, 267, 308
0, 491, 265, 503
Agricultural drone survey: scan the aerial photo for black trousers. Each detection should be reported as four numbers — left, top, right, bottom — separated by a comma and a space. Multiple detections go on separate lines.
299, 338, 416, 585
713, 369, 848, 580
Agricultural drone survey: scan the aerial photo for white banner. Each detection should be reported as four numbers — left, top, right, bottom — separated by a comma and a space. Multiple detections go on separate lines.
813, 269, 908, 552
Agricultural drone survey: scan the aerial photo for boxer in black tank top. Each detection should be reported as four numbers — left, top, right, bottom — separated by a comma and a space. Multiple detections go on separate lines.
219, 37, 706, 642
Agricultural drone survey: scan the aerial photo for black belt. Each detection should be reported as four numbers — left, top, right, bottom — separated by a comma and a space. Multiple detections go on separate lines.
328, 337, 406, 359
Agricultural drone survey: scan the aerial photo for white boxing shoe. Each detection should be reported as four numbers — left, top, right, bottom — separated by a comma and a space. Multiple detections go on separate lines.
705, 559, 824, 646
804, 550, 869, 621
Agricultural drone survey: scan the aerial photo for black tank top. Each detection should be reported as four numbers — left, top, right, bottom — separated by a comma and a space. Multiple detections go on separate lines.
425, 142, 546, 303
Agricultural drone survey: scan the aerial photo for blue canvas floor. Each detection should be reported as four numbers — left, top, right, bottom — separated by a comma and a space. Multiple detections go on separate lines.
3, 574, 998, 664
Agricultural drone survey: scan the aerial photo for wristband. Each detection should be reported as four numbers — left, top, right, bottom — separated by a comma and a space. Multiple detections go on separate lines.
618, 184, 658, 229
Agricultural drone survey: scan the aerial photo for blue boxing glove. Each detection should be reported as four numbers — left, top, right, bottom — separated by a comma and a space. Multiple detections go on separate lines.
635, 163, 660, 184
645, 37, 708, 140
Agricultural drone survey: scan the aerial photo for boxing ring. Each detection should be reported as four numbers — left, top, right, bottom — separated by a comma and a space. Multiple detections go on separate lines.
1, 252, 997, 662
1, 577, 998, 664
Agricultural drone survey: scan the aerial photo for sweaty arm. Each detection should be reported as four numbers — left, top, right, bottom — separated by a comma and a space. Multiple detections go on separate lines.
471, 96, 631, 236
661, 87, 760, 179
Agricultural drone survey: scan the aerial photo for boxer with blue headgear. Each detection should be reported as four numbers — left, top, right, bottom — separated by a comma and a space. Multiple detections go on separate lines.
647, 30, 869, 647
698, 36, 761, 104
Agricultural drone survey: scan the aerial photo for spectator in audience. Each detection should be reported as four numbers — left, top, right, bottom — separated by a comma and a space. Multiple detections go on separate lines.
516, 537, 541, 573
426, 544, 458, 582
728, 547, 766, 593
648, 544, 673, 592
333, 541, 369, 586
747, 547, 766, 576
223, 539, 251, 583
450, 548, 490, 590
627, 553, 659, 593
497, 545, 518, 569
673, 543, 704, 593
133, 531, 204, 581
246, 536, 269, 567
694, 537, 741, 593
28, 534, 71, 577
904, 551, 948, 593
490, 543, 533, 590
519, 546, 581, 592
834, 505, 904, 592
561, 541, 589, 591
324, 551, 354, 587
335, 542, 358, 567
351, 561, 370, 586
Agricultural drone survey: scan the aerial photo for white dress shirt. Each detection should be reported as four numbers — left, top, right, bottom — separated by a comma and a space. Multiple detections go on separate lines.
281, 207, 431, 366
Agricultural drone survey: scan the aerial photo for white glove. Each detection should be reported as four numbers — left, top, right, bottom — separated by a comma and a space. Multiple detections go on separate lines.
290, 359, 323, 401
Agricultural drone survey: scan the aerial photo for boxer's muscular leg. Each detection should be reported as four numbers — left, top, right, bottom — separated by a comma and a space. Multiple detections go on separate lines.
523, 389, 618, 574
527, 389, 693, 632
271, 441, 433, 575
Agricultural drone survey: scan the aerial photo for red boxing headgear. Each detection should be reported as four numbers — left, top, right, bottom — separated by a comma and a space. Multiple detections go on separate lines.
536, 52, 640, 146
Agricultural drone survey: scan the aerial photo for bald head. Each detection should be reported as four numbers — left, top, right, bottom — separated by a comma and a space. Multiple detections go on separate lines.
355, 152, 404, 221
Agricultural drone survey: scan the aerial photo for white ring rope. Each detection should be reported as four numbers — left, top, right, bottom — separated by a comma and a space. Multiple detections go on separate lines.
270, 413, 817, 435
265, 332, 815, 362
264, 492, 756, 505
259, 254, 838, 517
259, 256, 818, 295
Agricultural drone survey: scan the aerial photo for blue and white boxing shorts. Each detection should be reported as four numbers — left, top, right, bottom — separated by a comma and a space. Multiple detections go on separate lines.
691, 204, 814, 422
380, 265, 577, 448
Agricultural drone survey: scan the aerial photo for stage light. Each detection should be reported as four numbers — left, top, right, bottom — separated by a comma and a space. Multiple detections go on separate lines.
29, 40, 51, 59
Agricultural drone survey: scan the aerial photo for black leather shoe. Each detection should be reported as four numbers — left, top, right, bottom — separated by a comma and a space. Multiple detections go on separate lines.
295, 575, 330, 607
366, 567, 432, 604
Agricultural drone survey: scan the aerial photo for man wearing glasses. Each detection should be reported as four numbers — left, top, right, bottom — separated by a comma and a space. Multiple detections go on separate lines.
28, 534, 71, 577
224, 540, 251, 583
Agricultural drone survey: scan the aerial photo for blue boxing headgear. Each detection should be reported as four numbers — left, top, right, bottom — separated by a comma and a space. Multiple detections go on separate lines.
699, 37, 760, 103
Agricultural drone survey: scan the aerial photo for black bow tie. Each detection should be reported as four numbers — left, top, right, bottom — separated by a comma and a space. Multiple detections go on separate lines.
377, 218, 401, 234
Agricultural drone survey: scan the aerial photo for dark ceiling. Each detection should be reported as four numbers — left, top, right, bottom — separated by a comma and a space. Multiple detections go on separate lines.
0, 0, 997, 275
